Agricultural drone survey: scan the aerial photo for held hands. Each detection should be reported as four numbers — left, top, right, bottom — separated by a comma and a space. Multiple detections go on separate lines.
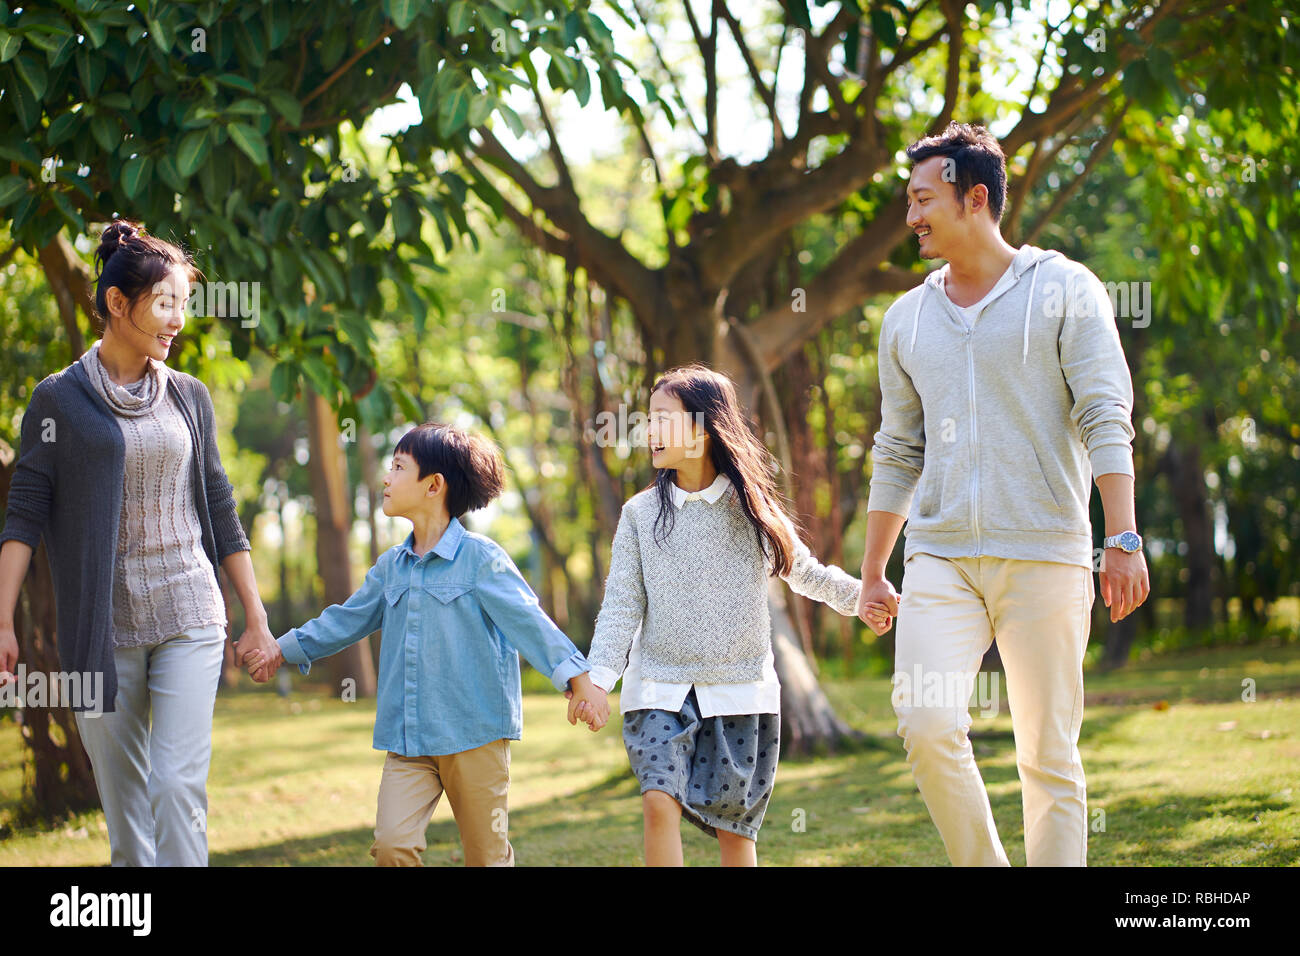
564, 673, 610, 732
243, 640, 284, 683
234, 614, 282, 683
857, 577, 902, 635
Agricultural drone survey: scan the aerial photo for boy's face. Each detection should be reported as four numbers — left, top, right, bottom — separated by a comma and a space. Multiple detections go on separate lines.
382, 451, 443, 517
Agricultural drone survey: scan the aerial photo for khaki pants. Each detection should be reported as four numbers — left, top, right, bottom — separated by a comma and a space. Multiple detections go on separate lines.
893, 553, 1094, 866
370, 738, 514, 867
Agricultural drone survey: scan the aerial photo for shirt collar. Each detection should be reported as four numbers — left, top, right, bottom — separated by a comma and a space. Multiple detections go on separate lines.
670, 472, 731, 509
399, 515, 466, 562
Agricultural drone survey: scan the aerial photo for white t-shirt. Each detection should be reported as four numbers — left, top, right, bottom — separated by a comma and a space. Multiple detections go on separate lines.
945, 260, 1016, 326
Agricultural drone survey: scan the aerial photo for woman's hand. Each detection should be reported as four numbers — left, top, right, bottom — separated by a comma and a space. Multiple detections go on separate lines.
235, 616, 281, 682
0, 623, 18, 686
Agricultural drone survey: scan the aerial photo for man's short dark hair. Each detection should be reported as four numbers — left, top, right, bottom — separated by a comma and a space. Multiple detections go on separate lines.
393, 422, 505, 519
905, 122, 1008, 222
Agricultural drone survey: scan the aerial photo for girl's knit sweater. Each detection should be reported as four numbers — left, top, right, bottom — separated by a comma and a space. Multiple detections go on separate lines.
588, 482, 862, 684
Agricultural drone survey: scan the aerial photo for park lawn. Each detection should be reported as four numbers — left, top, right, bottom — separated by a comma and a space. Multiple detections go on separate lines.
0, 643, 1296, 866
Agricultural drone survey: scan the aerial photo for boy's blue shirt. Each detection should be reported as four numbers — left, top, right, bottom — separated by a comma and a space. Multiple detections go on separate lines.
276, 516, 589, 756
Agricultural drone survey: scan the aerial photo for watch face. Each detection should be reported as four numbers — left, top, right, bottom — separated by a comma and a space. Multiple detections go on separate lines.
1119, 531, 1141, 552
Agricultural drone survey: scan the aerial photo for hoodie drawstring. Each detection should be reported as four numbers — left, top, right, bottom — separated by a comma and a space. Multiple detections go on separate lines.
909, 281, 927, 353
1021, 259, 1042, 364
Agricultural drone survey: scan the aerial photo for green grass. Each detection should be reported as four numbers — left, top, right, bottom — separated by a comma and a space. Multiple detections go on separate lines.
2, 644, 1297, 866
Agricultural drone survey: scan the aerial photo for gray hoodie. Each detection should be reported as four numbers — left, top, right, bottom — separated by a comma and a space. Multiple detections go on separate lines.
867, 244, 1136, 570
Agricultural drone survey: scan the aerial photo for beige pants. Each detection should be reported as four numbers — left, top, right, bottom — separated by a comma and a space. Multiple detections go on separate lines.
370, 739, 514, 867
893, 552, 1094, 866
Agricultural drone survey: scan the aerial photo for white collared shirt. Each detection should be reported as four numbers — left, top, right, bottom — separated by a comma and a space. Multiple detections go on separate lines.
588, 472, 781, 717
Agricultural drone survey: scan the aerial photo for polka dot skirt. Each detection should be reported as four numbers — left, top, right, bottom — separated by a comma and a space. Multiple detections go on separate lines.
622, 688, 780, 841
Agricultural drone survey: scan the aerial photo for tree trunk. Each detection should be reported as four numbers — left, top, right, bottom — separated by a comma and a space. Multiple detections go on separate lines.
1166, 438, 1214, 631
0, 452, 99, 820
723, 351, 860, 754
305, 390, 376, 697
358, 420, 384, 676
770, 578, 863, 755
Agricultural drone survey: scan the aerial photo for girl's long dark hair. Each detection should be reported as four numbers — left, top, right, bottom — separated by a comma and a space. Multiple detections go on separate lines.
645, 364, 799, 577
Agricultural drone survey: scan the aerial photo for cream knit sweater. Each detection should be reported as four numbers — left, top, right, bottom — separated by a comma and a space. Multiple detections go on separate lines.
80, 343, 226, 647
588, 481, 862, 684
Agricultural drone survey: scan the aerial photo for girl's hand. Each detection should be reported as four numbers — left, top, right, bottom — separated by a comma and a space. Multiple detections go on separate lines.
861, 600, 895, 636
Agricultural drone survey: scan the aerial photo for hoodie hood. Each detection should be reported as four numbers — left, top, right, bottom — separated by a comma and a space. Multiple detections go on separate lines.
908, 244, 1064, 362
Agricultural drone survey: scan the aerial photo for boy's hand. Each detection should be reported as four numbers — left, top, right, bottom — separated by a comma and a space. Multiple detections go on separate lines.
245, 642, 284, 683
565, 674, 609, 732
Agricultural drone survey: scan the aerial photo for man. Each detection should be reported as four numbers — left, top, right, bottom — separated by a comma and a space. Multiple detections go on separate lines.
856, 122, 1149, 866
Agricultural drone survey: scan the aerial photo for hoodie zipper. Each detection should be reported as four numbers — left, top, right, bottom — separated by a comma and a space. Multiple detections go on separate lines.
965, 321, 981, 556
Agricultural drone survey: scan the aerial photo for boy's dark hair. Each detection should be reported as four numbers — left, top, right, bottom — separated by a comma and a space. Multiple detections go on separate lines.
92, 218, 203, 335
905, 122, 1008, 222
393, 422, 505, 519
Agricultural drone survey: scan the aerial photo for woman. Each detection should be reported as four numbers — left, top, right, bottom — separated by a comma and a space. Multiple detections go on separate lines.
0, 219, 280, 865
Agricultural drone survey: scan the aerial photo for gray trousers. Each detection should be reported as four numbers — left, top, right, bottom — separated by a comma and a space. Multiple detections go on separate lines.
74, 624, 226, 866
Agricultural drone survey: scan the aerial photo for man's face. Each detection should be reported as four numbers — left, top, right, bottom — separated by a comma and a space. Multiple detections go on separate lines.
906, 156, 974, 260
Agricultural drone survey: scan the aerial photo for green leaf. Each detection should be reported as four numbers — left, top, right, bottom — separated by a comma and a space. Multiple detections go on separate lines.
76, 47, 107, 95
47, 112, 82, 146
176, 129, 211, 176
267, 89, 302, 127
437, 75, 472, 138
300, 355, 334, 396
156, 154, 187, 193
226, 98, 267, 117
78, 16, 108, 49
265, 197, 295, 241
467, 91, 494, 128
388, 0, 420, 30
391, 195, 417, 239
270, 361, 299, 402
14, 52, 48, 100
49, 190, 85, 232
215, 72, 257, 93
227, 122, 269, 167
98, 92, 132, 111
121, 154, 153, 199
0, 30, 22, 63
0, 175, 29, 208
448, 1, 473, 35
90, 114, 118, 153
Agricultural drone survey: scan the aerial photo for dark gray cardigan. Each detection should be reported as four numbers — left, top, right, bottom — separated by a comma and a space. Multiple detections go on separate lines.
0, 360, 250, 713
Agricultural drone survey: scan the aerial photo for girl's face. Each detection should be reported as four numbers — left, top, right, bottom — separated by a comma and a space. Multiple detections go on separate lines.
105, 265, 189, 361
382, 451, 442, 517
648, 389, 709, 469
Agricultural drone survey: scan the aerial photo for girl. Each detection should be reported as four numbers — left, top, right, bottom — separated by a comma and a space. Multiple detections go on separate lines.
0, 220, 276, 865
577, 364, 863, 866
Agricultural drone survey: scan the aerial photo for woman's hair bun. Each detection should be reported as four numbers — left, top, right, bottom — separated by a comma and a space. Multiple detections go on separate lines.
95, 220, 143, 274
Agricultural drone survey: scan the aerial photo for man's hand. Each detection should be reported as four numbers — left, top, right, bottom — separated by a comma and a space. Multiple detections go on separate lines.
235, 616, 281, 682
858, 577, 902, 635
1098, 548, 1150, 623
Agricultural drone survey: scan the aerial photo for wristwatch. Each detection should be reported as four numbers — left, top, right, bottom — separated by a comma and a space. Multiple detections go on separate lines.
1103, 530, 1143, 553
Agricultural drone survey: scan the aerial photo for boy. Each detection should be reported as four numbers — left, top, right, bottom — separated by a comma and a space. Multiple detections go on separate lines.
247, 422, 609, 866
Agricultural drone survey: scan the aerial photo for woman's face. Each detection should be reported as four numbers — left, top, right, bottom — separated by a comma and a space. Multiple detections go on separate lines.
106, 264, 189, 361
648, 389, 709, 469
